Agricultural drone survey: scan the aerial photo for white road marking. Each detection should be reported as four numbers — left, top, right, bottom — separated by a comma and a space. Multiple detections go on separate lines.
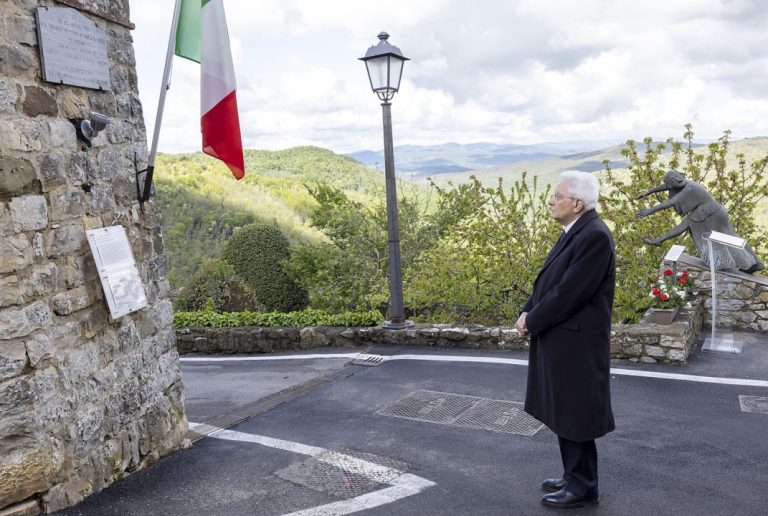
181, 353, 360, 362
180, 352, 768, 387
189, 424, 436, 516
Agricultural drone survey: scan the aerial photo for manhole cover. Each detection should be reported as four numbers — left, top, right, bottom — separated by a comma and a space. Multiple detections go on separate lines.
377, 390, 480, 424
275, 449, 410, 498
454, 399, 544, 436
376, 390, 544, 436
739, 395, 768, 413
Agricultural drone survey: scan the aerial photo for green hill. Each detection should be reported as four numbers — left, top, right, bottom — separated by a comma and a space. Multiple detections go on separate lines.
431, 136, 768, 186
154, 146, 388, 288
155, 137, 768, 291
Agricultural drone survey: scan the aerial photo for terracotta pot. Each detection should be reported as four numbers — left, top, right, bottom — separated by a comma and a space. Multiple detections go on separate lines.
652, 307, 679, 324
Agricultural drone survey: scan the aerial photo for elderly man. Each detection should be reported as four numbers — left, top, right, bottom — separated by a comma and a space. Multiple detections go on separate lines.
516, 170, 616, 509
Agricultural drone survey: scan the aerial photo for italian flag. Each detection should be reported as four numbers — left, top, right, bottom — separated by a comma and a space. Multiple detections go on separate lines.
175, 0, 245, 179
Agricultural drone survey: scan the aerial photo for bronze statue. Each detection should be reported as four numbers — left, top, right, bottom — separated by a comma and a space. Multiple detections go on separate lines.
636, 169, 764, 273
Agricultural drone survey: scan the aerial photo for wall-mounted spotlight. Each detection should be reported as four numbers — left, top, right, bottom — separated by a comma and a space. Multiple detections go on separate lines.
73, 111, 111, 147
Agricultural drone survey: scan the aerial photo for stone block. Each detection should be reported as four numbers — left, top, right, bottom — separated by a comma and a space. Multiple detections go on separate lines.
0, 120, 42, 152
0, 79, 18, 115
20, 262, 57, 299
88, 184, 116, 214
0, 306, 29, 340
96, 148, 128, 180
660, 335, 686, 349
52, 287, 92, 316
0, 341, 27, 380
21, 85, 57, 117
0, 499, 41, 516
0, 205, 11, 237
0, 275, 22, 308
0, 447, 55, 509
25, 332, 52, 368
49, 189, 87, 222
9, 195, 47, 232
666, 349, 687, 362
0, 44, 32, 77
0, 157, 37, 196
299, 327, 329, 348
645, 345, 666, 358
49, 224, 86, 257
46, 119, 76, 150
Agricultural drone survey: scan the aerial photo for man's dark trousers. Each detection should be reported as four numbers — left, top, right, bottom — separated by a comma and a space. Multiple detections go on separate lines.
558, 436, 598, 496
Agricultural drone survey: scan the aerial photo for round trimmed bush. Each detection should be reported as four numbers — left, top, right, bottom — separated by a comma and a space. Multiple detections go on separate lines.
221, 224, 309, 312
174, 260, 261, 312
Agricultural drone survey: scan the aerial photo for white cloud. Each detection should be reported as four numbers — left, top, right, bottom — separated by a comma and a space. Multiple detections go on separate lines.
130, 0, 768, 154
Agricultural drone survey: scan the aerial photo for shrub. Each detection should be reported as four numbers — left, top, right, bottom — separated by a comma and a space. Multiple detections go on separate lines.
221, 223, 309, 312
173, 307, 381, 328
174, 259, 261, 312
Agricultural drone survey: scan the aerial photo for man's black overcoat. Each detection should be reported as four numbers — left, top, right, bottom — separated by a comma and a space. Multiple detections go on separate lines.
522, 209, 616, 442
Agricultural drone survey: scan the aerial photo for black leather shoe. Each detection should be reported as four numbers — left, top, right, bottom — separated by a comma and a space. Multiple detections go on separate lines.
541, 478, 567, 493
541, 488, 599, 509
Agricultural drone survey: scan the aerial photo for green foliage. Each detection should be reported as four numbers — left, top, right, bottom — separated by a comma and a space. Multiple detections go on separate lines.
153, 147, 393, 290
600, 125, 768, 322
222, 223, 309, 312
174, 307, 381, 328
174, 259, 261, 312
286, 182, 445, 313
406, 174, 559, 324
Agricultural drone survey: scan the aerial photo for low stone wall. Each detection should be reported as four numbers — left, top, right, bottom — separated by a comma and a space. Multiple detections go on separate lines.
177, 302, 704, 365
610, 303, 703, 364
175, 325, 530, 353
679, 254, 768, 331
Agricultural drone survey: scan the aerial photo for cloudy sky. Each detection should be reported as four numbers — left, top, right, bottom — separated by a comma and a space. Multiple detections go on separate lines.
129, 0, 768, 155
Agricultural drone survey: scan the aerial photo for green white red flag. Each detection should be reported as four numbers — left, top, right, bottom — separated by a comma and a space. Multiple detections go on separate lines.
175, 0, 245, 179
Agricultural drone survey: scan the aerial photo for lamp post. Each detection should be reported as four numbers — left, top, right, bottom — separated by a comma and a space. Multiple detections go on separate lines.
360, 32, 412, 329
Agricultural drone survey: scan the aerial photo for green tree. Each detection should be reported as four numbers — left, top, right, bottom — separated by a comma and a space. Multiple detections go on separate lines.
600, 125, 768, 322
286, 182, 455, 313
222, 224, 309, 312
406, 174, 558, 324
175, 260, 262, 312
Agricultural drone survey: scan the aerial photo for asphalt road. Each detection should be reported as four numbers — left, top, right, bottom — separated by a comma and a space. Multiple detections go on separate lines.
56, 334, 768, 515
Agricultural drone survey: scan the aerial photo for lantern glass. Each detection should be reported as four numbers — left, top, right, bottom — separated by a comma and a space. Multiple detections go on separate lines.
365, 55, 390, 92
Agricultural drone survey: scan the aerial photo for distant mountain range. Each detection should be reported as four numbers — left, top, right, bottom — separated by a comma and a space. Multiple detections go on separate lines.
346, 140, 623, 178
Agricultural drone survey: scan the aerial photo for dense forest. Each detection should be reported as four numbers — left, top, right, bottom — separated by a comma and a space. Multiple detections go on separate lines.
155, 129, 768, 325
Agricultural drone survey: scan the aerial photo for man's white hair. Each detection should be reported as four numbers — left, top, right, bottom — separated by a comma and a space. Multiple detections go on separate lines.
559, 170, 600, 210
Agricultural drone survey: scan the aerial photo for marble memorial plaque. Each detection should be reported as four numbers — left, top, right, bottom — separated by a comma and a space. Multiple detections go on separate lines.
87, 226, 147, 319
36, 6, 112, 91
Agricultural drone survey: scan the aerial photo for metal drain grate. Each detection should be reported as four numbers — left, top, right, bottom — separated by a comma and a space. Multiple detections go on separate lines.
454, 399, 543, 436
739, 395, 768, 413
377, 389, 544, 436
275, 449, 410, 498
351, 353, 388, 367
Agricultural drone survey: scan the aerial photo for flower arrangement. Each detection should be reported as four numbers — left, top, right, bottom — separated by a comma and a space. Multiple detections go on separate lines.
648, 267, 695, 309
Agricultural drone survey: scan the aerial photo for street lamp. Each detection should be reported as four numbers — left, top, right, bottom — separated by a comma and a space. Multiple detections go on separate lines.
360, 32, 412, 329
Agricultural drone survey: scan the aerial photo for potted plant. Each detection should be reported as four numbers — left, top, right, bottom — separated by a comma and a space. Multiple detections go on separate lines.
647, 267, 695, 324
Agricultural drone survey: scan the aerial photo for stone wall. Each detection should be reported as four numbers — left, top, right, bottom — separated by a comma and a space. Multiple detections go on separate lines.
177, 304, 704, 365
679, 254, 768, 331
1, 1, 186, 513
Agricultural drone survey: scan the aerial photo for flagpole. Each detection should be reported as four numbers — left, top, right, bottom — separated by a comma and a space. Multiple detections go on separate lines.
141, 0, 184, 203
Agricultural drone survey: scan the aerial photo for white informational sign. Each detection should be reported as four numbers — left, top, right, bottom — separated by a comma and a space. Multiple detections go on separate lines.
87, 226, 147, 319
664, 244, 686, 263
708, 230, 746, 249
36, 7, 112, 90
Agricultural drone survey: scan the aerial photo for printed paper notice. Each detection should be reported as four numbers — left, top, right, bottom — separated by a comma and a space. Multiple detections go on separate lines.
87, 226, 147, 319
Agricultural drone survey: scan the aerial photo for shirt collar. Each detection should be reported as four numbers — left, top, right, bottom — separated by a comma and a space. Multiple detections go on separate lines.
563, 213, 583, 233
